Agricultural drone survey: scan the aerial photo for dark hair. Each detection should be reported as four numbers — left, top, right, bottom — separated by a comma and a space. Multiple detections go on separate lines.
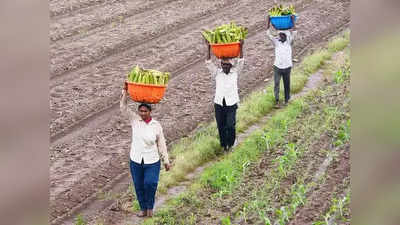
138, 103, 152, 111
279, 32, 287, 37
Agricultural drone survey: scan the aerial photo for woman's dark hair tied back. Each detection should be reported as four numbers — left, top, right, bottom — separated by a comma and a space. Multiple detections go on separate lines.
138, 103, 152, 111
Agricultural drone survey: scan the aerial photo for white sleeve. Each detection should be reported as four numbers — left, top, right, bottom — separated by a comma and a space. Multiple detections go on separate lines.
287, 30, 297, 44
267, 29, 277, 45
120, 90, 140, 122
235, 58, 245, 74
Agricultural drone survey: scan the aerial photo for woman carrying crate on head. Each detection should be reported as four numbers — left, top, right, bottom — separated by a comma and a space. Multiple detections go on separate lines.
120, 82, 171, 218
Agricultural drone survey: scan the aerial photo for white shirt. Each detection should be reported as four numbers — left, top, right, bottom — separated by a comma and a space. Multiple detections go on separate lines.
120, 92, 169, 164
267, 29, 297, 69
205, 58, 244, 106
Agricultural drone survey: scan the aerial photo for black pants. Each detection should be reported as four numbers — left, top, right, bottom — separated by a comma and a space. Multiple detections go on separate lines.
273, 66, 292, 102
214, 99, 237, 148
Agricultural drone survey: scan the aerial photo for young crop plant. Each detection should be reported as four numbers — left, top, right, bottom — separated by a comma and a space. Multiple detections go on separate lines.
334, 59, 350, 84
274, 143, 298, 178
312, 190, 351, 225
334, 119, 351, 147
75, 214, 87, 225
221, 215, 232, 225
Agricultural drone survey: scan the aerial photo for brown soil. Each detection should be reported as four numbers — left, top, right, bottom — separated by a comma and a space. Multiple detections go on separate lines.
49, 0, 350, 224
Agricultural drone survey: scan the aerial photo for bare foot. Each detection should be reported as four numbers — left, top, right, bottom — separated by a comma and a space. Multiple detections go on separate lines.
136, 210, 146, 217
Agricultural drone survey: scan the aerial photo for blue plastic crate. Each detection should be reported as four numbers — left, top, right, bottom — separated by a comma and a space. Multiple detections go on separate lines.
270, 15, 297, 30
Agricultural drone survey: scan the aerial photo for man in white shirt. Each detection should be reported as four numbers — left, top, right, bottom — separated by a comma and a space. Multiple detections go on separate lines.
267, 15, 297, 108
204, 39, 244, 152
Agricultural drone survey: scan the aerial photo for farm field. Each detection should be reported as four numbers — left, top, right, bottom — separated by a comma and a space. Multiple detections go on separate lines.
49, 0, 350, 224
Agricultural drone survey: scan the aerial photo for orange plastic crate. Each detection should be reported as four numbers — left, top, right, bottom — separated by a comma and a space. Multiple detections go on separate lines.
126, 81, 166, 104
210, 42, 240, 59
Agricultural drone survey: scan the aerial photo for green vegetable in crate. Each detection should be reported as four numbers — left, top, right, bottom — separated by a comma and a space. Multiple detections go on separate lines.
268, 4, 296, 16
127, 66, 170, 85
202, 22, 248, 44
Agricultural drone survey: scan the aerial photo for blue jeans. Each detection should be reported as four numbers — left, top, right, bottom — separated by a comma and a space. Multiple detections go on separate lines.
130, 159, 160, 210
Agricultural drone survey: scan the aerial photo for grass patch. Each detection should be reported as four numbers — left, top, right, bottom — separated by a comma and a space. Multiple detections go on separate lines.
327, 30, 350, 53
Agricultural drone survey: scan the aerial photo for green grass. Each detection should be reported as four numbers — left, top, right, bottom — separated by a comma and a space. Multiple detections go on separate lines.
327, 30, 350, 53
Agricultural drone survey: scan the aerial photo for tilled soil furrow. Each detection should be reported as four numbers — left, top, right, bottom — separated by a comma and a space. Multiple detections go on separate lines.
50, 0, 177, 42
49, 0, 318, 140
288, 145, 350, 225
50, 0, 123, 18
222, 133, 342, 225
50, 0, 238, 77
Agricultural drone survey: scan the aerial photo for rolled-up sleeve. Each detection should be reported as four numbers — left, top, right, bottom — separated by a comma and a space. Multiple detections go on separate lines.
156, 125, 170, 165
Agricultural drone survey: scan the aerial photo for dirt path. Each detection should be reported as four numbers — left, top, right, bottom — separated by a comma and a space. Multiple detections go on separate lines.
49, 0, 350, 224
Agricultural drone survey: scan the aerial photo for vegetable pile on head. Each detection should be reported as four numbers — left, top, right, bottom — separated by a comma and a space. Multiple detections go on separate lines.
127, 65, 170, 85
268, 4, 296, 16
202, 22, 248, 44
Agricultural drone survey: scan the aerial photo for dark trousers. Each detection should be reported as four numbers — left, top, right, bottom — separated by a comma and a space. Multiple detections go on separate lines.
214, 99, 238, 148
273, 66, 292, 102
130, 159, 160, 210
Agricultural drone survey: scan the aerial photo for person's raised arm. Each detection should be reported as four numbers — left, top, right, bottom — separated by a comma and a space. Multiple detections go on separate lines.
266, 16, 277, 45
235, 39, 245, 74
120, 82, 140, 122
289, 15, 297, 44
204, 37, 218, 76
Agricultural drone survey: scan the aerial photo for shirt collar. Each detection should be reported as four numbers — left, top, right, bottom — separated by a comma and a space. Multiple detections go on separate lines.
140, 117, 153, 124
144, 117, 152, 124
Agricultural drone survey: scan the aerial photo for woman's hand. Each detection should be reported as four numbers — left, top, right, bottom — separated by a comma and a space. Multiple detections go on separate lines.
164, 163, 171, 171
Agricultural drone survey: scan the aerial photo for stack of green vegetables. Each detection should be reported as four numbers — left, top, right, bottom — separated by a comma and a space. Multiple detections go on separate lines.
127, 65, 170, 85
268, 4, 296, 16
202, 22, 248, 44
